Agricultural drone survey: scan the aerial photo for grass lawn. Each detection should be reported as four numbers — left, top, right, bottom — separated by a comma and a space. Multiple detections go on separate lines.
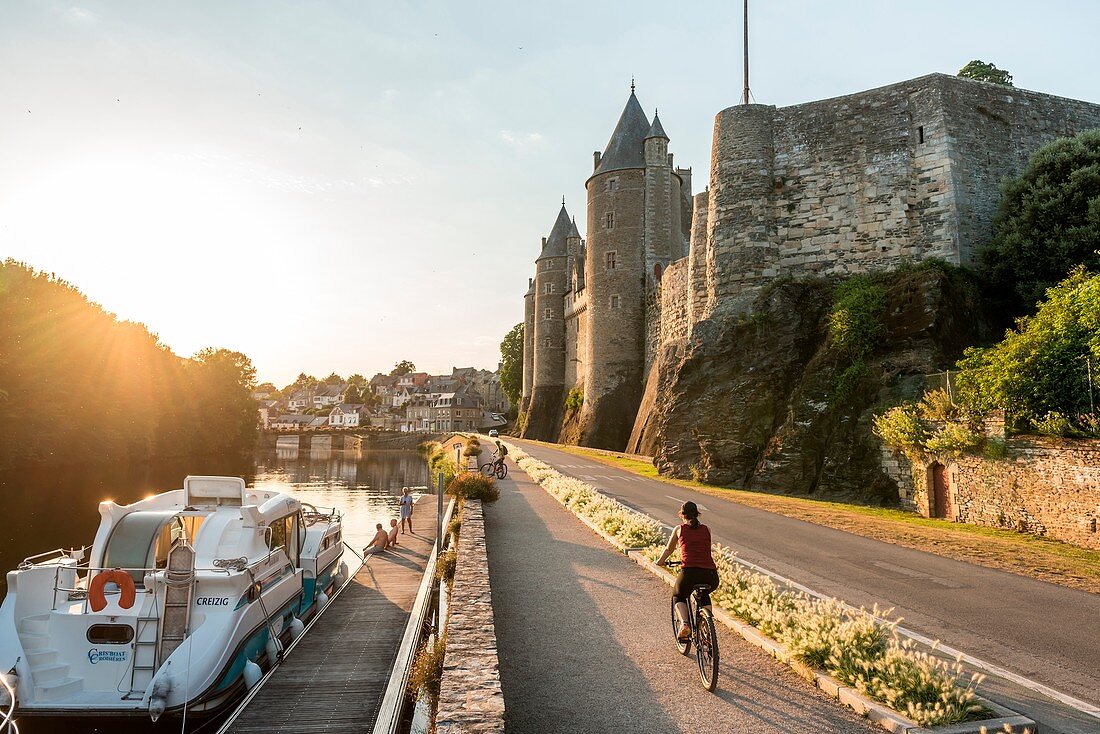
538, 442, 1100, 595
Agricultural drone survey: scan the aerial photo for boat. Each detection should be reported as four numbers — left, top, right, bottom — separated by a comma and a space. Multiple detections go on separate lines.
0, 475, 347, 722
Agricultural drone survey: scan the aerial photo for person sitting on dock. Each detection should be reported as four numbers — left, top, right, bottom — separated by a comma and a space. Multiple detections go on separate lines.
364, 523, 391, 556
387, 518, 400, 547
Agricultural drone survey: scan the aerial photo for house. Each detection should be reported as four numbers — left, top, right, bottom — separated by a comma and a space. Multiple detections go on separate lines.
396, 372, 429, 389
271, 414, 314, 430
369, 374, 399, 400
308, 415, 329, 429
404, 394, 434, 432
257, 399, 280, 430
329, 403, 367, 428
287, 389, 313, 412
312, 383, 346, 409
430, 386, 484, 432
392, 385, 421, 409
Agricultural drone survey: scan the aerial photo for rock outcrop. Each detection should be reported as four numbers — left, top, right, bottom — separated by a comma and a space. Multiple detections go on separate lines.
629, 266, 990, 503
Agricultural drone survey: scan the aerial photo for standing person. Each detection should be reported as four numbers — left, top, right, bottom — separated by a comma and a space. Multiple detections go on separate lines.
387, 518, 400, 547
399, 487, 415, 534
657, 501, 720, 640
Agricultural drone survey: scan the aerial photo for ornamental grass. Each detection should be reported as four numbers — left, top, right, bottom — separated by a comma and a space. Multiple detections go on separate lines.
506, 441, 987, 728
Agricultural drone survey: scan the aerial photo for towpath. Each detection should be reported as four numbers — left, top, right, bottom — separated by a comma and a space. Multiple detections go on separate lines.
483, 461, 877, 733
510, 438, 1100, 734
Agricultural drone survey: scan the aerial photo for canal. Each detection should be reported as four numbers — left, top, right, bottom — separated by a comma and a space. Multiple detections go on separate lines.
0, 444, 433, 733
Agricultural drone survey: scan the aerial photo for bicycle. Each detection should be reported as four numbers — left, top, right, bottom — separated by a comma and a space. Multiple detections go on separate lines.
479, 452, 508, 479
664, 561, 720, 691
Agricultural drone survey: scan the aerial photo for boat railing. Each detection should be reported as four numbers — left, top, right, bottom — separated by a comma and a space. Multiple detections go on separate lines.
18, 546, 86, 569
49, 554, 289, 613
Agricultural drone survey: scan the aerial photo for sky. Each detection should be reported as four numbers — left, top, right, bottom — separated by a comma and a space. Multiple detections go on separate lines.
2, 1, 1098, 386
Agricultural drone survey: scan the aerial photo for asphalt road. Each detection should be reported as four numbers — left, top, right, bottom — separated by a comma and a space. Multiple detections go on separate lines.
510, 438, 1100, 734
483, 465, 878, 734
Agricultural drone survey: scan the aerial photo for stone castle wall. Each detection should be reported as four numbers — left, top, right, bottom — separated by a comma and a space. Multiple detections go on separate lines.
881, 438, 1100, 550
701, 74, 1100, 311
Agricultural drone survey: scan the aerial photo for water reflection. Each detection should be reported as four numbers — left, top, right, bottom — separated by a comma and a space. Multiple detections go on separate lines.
0, 445, 431, 733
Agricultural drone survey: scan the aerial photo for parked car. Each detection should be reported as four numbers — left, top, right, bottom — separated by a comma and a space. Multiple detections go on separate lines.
488, 429, 499, 437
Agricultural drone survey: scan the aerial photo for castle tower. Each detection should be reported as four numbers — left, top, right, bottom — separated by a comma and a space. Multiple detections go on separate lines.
578, 87, 688, 450
524, 203, 573, 441
521, 277, 535, 408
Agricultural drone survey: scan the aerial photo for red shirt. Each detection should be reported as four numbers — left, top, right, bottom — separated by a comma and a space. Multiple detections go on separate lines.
677, 523, 716, 569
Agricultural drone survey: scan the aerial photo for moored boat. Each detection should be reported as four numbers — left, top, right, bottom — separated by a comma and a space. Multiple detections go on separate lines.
0, 476, 346, 721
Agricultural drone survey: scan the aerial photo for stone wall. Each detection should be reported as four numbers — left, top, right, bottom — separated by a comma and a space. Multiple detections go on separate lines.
701, 74, 1100, 309
435, 500, 506, 733
882, 438, 1100, 550
657, 258, 691, 346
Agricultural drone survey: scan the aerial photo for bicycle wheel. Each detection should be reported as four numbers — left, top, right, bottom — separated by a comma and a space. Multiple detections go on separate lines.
671, 598, 690, 655
480, 463, 494, 477
495, 462, 508, 479
695, 607, 719, 691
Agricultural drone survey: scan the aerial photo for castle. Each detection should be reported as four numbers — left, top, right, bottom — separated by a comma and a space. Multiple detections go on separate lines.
521, 73, 1100, 450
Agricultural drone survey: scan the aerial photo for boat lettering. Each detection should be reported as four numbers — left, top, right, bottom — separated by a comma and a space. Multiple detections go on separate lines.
197, 596, 231, 606
88, 648, 127, 664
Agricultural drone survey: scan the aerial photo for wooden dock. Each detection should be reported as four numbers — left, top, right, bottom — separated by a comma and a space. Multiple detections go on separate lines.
225, 497, 437, 734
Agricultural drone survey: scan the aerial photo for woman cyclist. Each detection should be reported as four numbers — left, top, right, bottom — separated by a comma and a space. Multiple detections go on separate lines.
657, 501, 719, 641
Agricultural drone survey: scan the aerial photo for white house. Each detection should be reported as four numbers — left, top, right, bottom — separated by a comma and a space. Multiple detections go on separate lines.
287, 389, 312, 411
329, 403, 367, 427
312, 384, 346, 408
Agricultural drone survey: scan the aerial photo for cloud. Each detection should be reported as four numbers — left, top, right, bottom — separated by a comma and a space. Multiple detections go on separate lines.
498, 130, 544, 148
66, 7, 96, 22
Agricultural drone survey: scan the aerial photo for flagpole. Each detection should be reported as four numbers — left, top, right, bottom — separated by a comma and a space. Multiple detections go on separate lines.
742, 0, 750, 105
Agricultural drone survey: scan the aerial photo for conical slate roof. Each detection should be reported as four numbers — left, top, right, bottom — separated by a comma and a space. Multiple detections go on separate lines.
524, 277, 534, 297
646, 111, 668, 140
593, 91, 651, 176
536, 203, 573, 261
568, 216, 581, 238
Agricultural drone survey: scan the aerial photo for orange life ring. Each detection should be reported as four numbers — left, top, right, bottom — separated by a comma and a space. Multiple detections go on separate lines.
89, 569, 136, 612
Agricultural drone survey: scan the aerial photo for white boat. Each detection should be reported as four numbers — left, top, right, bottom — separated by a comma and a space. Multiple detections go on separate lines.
0, 476, 346, 722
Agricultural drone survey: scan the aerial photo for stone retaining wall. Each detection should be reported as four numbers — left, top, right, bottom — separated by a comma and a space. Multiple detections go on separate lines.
435, 500, 506, 733
882, 437, 1100, 550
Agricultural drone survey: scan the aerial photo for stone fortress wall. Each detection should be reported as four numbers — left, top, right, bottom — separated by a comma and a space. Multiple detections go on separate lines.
524, 73, 1100, 452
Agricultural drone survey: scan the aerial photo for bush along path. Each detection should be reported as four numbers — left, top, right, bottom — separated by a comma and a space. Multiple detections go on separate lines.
501, 439, 1036, 733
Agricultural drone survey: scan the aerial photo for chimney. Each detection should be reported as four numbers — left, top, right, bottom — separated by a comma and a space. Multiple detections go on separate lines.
593, 151, 602, 170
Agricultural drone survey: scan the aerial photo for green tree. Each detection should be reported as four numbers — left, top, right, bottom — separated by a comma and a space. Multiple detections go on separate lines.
954, 267, 1100, 434
981, 129, 1100, 312
344, 383, 363, 403
957, 60, 1013, 86
498, 322, 524, 407
390, 360, 416, 376
323, 372, 344, 385
347, 373, 366, 387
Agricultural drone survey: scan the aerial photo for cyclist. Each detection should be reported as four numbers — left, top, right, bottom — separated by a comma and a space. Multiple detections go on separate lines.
494, 440, 508, 466
657, 501, 719, 641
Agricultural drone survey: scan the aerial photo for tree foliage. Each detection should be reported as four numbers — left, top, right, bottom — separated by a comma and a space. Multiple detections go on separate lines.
390, 360, 416, 376
0, 260, 259, 468
954, 267, 1100, 435
982, 129, 1100, 311
498, 322, 523, 408
957, 60, 1013, 86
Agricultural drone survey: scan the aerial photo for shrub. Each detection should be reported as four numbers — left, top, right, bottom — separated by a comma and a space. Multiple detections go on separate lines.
1032, 411, 1076, 437
446, 472, 500, 503
446, 516, 462, 540
426, 443, 457, 487
408, 635, 447, 707
922, 422, 983, 456
918, 388, 959, 422
830, 360, 871, 407
435, 548, 457, 584
463, 437, 483, 457
828, 276, 887, 358
873, 404, 926, 455
565, 386, 583, 412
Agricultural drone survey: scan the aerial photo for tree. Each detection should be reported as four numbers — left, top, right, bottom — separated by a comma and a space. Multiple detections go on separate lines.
957, 60, 1013, 86
287, 373, 317, 392
981, 129, 1100, 313
954, 267, 1100, 435
347, 373, 366, 387
499, 322, 524, 408
323, 372, 344, 385
344, 383, 363, 403
390, 360, 416, 376
255, 381, 276, 394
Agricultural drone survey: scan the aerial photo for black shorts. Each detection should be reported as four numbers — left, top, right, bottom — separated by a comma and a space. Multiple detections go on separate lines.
673, 566, 720, 606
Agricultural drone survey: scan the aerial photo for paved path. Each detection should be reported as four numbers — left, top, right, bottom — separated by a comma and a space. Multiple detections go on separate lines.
484, 463, 877, 734
512, 439, 1100, 734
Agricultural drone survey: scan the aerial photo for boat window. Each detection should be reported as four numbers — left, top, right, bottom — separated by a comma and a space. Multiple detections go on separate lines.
87, 624, 134, 645
103, 511, 179, 585
267, 514, 300, 564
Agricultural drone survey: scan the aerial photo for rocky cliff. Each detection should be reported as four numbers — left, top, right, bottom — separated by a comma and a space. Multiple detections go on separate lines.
629, 265, 990, 504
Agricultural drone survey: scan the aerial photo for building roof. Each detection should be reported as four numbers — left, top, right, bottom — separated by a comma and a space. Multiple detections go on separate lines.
536, 203, 574, 261
331, 403, 365, 413
525, 277, 535, 298
646, 110, 668, 140
568, 216, 581, 238
275, 414, 313, 424
593, 90, 651, 176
